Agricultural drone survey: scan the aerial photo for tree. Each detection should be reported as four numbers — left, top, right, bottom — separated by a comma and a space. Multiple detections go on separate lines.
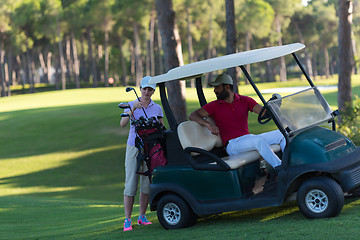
290, 5, 318, 78
338, 0, 353, 113
236, 0, 274, 79
310, 0, 338, 79
265, 0, 301, 82
62, 0, 88, 88
0, 0, 12, 97
225, 0, 238, 93
156, 0, 187, 123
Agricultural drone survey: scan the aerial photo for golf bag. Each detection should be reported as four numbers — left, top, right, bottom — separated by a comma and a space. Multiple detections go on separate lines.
134, 117, 167, 180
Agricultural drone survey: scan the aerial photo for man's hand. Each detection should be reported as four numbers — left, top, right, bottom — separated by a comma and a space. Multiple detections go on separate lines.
206, 123, 220, 136
189, 108, 219, 135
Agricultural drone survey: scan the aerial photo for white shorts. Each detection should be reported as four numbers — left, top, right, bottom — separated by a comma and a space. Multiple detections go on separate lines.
123, 145, 150, 196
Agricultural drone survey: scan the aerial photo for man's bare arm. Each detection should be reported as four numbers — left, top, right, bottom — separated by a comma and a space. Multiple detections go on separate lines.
189, 108, 219, 135
252, 104, 263, 115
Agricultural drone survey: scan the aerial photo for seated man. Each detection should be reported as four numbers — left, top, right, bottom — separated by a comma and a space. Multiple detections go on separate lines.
189, 73, 286, 171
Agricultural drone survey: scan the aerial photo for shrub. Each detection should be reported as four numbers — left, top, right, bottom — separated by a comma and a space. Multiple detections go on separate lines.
336, 97, 360, 146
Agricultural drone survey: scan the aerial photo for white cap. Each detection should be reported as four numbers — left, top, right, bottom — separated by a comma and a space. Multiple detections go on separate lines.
140, 76, 156, 90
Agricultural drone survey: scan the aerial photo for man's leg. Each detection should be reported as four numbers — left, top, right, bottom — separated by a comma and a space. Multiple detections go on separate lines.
226, 134, 281, 168
259, 130, 286, 152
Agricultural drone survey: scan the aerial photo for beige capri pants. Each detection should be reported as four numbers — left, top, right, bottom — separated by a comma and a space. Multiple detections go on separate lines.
123, 145, 150, 196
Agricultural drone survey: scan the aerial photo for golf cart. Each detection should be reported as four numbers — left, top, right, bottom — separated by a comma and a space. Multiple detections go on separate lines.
147, 43, 360, 229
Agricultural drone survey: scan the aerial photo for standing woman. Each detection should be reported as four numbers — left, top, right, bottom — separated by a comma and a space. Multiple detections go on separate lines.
120, 76, 164, 231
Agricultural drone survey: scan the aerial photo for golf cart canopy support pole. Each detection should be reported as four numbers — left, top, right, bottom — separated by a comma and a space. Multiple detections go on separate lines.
239, 65, 289, 140
196, 76, 207, 107
239, 65, 266, 105
159, 82, 178, 131
292, 53, 315, 87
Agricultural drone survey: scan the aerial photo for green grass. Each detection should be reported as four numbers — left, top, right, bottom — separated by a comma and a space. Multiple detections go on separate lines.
1, 77, 360, 239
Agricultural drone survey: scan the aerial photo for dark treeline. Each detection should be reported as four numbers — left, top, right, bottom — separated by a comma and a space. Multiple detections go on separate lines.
0, 0, 358, 97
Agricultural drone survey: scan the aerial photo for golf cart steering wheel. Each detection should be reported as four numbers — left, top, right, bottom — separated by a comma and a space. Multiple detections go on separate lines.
258, 93, 282, 125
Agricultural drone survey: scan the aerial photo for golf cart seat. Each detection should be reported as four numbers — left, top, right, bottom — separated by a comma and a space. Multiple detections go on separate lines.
178, 120, 281, 170
178, 120, 223, 155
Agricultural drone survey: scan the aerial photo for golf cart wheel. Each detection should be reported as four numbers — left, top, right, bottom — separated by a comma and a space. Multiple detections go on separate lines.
297, 177, 344, 219
157, 194, 197, 229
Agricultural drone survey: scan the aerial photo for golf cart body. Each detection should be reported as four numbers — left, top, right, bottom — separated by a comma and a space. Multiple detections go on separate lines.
147, 43, 360, 229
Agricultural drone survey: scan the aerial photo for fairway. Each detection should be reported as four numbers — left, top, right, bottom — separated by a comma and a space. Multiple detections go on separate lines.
1, 79, 360, 239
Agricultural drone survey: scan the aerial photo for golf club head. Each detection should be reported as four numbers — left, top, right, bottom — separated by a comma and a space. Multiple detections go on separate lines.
126, 87, 134, 92
121, 113, 130, 118
118, 102, 130, 109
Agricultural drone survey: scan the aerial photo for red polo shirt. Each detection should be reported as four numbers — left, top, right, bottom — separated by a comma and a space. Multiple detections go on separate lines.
203, 93, 258, 145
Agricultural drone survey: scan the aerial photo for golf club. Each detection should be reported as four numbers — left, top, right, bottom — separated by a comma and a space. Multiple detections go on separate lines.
118, 102, 131, 109
118, 102, 135, 120
125, 87, 148, 118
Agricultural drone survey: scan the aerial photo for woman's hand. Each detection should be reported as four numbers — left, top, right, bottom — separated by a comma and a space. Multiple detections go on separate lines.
132, 100, 142, 112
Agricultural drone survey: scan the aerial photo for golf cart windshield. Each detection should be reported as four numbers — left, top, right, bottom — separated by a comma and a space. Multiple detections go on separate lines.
267, 87, 333, 135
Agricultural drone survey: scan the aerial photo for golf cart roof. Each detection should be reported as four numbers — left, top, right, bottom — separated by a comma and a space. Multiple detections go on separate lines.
149, 43, 305, 85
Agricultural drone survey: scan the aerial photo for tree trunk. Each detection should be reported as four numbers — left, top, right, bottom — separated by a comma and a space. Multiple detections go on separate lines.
338, 0, 353, 113
156, 0, 187, 123
312, 43, 318, 80
146, 32, 151, 76
265, 60, 274, 82
4, 62, 10, 96
26, 49, 35, 93
186, 7, 193, 64
351, 37, 357, 74
149, 8, 156, 76
185, 5, 195, 88
71, 31, 80, 88
225, 0, 238, 93
130, 44, 136, 83
293, 20, 313, 79
303, 51, 313, 79
66, 35, 73, 83
57, 16, 66, 90
0, 41, 6, 97
118, 36, 128, 86
96, 45, 103, 83
86, 28, 98, 87
80, 34, 88, 83
157, 27, 164, 74
30, 51, 38, 86
244, 31, 251, 84
55, 58, 60, 90
323, 46, 330, 79
104, 31, 109, 87
7, 49, 12, 96
203, 0, 213, 87
275, 14, 287, 82
58, 39, 66, 90
17, 55, 25, 92
46, 52, 52, 84
39, 52, 48, 83
133, 21, 143, 86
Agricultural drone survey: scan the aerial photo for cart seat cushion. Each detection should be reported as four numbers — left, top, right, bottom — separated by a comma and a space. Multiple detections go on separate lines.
221, 144, 281, 169
178, 120, 281, 169
178, 120, 223, 155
